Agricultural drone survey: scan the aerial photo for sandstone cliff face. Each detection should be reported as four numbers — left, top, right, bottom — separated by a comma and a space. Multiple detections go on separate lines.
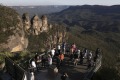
0, 6, 29, 52
0, 16, 28, 52
9, 16, 28, 52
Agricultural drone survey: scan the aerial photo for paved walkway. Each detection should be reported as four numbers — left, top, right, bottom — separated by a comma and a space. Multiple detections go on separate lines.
0, 55, 91, 80
34, 56, 89, 80
35, 69, 70, 80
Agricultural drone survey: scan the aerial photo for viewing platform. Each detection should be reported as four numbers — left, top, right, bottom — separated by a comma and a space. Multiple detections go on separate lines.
0, 53, 102, 80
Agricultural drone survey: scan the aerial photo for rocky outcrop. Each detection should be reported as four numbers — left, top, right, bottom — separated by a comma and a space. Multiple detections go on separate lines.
24, 14, 68, 51
44, 24, 67, 49
32, 15, 42, 35
0, 6, 29, 52
22, 13, 31, 34
11, 16, 28, 52
0, 16, 28, 52
41, 15, 48, 32
22, 14, 50, 35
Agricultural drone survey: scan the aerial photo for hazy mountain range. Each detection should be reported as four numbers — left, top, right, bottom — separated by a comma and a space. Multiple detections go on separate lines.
10, 6, 69, 17
48, 5, 120, 32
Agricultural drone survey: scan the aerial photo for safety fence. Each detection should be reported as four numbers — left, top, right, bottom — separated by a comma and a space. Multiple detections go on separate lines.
5, 57, 26, 80
84, 55, 102, 80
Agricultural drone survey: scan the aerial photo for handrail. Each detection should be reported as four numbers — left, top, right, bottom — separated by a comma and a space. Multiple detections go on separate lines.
84, 54, 102, 80
5, 56, 26, 80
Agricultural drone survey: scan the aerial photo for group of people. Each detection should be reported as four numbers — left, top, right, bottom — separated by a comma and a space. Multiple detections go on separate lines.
29, 42, 101, 80
70, 44, 101, 69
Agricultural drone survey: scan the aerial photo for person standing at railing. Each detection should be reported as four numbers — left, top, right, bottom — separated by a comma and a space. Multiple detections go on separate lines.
62, 42, 66, 54
73, 52, 79, 66
59, 53, 64, 66
71, 43, 76, 54
42, 54, 47, 68
51, 48, 55, 58
87, 51, 93, 62
48, 55, 52, 67
65, 44, 70, 56
30, 71, 35, 80
57, 44, 61, 55
77, 49, 80, 58
94, 48, 101, 62
87, 51, 94, 69
95, 48, 101, 58
31, 58, 36, 72
56, 55, 61, 68
35, 53, 41, 71
80, 51, 84, 64
83, 48, 88, 59
70, 43, 77, 61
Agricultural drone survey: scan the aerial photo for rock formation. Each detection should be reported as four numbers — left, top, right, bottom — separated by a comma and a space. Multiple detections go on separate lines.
22, 13, 31, 34
44, 24, 67, 49
41, 15, 48, 32
32, 15, 42, 35
0, 5, 67, 52
22, 14, 50, 35
21, 14, 67, 51
0, 16, 28, 52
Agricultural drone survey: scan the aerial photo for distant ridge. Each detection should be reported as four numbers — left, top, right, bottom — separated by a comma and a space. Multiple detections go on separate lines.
49, 5, 120, 32
10, 6, 69, 17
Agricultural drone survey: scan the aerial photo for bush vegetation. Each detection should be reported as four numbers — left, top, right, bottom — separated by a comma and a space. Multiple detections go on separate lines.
0, 5, 19, 43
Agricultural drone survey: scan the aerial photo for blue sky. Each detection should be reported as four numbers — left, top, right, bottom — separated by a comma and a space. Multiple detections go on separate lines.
1, 0, 120, 6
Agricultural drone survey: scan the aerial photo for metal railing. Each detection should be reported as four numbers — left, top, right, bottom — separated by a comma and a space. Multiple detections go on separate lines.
5, 57, 26, 80
84, 54, 102, 80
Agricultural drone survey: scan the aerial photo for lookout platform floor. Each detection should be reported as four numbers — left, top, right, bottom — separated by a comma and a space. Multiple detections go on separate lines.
0, 56, 93, 80
34, 56, 90, 80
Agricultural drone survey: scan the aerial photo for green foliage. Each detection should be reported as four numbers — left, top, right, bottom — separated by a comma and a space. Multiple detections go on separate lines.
14, 51, 35, 69
27, 32, 49, 52
0, 52, 14, 63
92, 67, 120, 80
0, 5, 19, 43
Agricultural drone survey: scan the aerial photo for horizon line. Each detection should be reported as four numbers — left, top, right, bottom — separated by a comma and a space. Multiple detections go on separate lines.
5, 4, 120, 7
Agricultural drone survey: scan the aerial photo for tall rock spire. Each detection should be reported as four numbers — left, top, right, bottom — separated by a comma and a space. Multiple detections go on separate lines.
41, 15, 48, 32
22, 13, 31, 34
31, 15, 42, 35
